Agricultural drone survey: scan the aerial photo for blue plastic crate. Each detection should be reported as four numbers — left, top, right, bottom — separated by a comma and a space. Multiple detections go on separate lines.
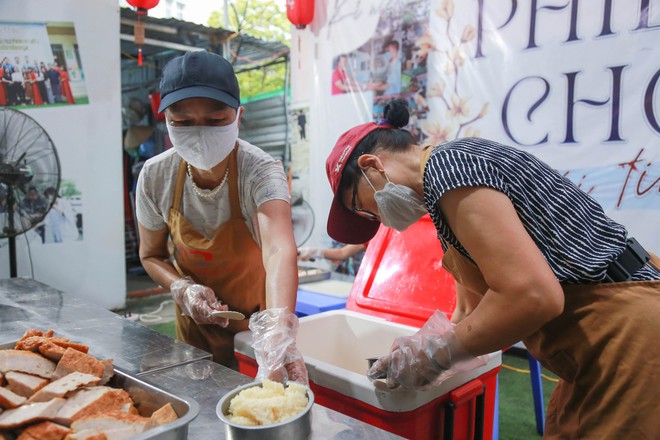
295, 289, 347, 318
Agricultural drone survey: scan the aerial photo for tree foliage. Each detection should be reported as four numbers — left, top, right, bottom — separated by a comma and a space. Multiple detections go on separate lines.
208, 0, 290, 99
59, 180, 81, 198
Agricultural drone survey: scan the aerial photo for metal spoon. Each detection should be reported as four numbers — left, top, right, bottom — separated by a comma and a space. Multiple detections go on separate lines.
211, 310, 246, 320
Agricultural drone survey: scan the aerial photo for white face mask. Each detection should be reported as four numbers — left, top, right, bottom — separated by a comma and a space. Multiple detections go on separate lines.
361, 168, 427, 231
167, 113, 239, 170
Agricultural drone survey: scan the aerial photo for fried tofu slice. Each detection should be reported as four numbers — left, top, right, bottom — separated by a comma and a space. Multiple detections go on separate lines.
54, 387, 135, 426
16, 421, 71, 440
0, 398, 66, 430
71, 411, 153, 434
0, 388, 26, 409
16, 329, 53, 343
150, 403, 178, 426
38, 342, 67, 362
28, 373, 101, 404
51, 350, 104, 382
15, 330, 88, 356
5, 372, 49, 398
98, 360, 114, 387
0, 350, 56, 379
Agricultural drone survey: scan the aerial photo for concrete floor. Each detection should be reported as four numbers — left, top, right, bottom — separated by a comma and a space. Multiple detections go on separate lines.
116, 274, 176, 340
127, 272, 160, 293
126, 271, 166, 297
120, 272, 172, 319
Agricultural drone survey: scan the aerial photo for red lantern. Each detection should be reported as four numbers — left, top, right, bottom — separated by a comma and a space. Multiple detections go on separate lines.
286, 0, 314, 30
126, 0, 160, 12
126, 0, 160, 66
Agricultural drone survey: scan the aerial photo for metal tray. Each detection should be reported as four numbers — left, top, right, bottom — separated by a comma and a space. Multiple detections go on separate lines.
298, 266, 331, 284
1, 342, 200, 439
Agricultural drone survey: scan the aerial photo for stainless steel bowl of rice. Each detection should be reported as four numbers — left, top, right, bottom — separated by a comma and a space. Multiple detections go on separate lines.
216, 380, 314, 439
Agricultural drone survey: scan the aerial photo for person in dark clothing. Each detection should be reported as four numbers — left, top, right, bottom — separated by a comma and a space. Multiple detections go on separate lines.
297, 110, 307, 140
46, 65, 62, 102
1, 65, 14, 105
9, 67, 26, 105
20, 187, 47, 243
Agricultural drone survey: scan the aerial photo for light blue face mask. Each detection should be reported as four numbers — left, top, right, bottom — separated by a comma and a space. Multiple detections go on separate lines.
361, 168, 427, 231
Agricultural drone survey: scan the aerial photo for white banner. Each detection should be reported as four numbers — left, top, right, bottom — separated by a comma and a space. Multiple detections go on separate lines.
294, 0, 660, 255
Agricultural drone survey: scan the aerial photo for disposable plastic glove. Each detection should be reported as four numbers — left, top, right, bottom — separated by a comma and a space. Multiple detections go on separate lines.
298, 247, 323, 261
249, 307, 309, 386
367, 310, 487, 390
169, 276, 229, 327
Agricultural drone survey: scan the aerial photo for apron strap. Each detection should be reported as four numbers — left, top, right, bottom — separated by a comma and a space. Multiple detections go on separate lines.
171, 149, 240, 219
171, 160, 187, 212
228, 145, 242, 220
169, 160, 188, 278
420, 144, 435, 175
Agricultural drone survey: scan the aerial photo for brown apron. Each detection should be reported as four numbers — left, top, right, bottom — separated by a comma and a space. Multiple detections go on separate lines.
443, 248, 660, 439
421, 147, 660, 438
168, 147, 266, 368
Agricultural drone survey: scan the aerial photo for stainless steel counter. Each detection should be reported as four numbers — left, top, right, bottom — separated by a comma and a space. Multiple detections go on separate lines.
140, 360, 403, 439
0, 277, 211, 375
0, 278, 403, 439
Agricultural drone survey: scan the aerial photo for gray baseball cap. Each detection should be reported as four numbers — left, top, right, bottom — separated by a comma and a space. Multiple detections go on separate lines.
158, 50, 240, 112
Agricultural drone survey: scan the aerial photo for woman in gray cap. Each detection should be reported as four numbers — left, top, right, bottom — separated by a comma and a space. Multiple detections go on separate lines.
136, 50, 307, 385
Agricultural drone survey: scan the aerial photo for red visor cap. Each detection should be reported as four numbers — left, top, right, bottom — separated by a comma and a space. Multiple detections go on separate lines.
325, 122, 392, 244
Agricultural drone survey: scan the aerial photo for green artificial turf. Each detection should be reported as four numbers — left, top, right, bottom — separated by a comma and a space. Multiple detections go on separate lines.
145, 321, 177, 339
5, 97, 90, 110
497, 351, 558, 439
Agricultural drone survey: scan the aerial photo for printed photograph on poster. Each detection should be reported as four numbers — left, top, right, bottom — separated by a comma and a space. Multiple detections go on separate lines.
329, 0, 431, 142
43, 178, 83, 244
1, 21, 88, 108
0, 178, 83, 246
0, 106, 83, 247
289, 105, 314, 248
16, 180, 82, 244
289, 106, 310, 202
330, 54, 362, 95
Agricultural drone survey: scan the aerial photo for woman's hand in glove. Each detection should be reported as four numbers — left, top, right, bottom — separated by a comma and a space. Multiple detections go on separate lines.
297, 247, 323, 261
169, 277, 229, 327
367, 310, 486, 390
249, 307, 309, 386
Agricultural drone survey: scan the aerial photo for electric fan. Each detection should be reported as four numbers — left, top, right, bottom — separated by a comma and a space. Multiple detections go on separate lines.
291, 195, 315, 247
122, 97, 148, 127
0, 107, 61, 277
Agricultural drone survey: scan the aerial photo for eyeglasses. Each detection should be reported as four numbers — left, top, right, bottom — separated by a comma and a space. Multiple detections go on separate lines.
351, 175, 379, 221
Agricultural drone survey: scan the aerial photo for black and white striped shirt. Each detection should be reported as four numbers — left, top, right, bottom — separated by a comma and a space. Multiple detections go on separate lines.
423, 137, 659, 284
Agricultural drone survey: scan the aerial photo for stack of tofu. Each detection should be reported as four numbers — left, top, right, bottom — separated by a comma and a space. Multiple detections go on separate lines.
0, 330, 177, 439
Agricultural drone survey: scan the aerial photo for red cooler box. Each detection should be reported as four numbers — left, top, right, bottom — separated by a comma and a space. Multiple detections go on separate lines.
235, 216, 501, 440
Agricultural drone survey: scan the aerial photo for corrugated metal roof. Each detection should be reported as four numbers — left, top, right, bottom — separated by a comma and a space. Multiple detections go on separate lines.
240, 93, 288, 159
120, 7, 289, 71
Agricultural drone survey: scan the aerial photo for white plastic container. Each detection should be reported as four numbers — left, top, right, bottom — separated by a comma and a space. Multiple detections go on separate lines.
236, 219, 502, 439
235, 310, 500, 413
